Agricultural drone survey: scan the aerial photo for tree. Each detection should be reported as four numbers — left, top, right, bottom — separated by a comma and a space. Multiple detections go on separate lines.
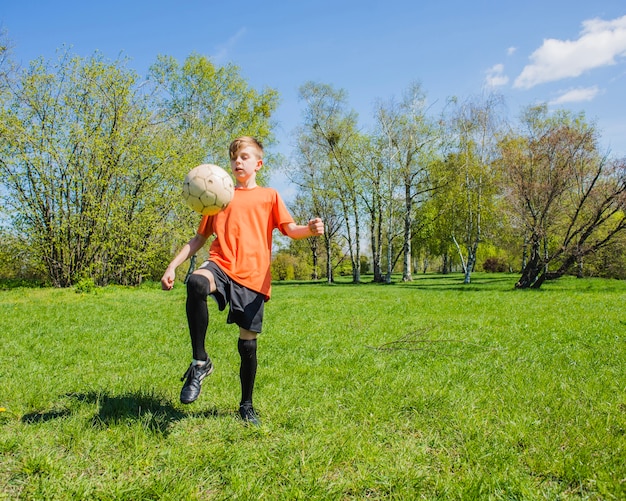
361, 135, 387, 282
297, 81, 363, 283
424, 154, 464, 273
448, 94, 504, 283
149, 54, 279, 177
148, 53, 279, 279
500, 105, 626, 288
288, 193, 324, 280
0, 50, 165, 286
374, 83, 440, 282
291, 128, 344, 283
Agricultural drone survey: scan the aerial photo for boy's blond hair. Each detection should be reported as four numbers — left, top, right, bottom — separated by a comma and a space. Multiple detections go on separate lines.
229, 136, 264, 160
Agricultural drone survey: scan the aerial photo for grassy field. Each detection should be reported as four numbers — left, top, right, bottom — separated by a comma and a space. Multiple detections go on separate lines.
0, 273, 625, 500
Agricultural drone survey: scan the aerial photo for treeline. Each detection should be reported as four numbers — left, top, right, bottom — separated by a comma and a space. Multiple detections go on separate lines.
1, 38, 625, 288
278, 83, 626, 288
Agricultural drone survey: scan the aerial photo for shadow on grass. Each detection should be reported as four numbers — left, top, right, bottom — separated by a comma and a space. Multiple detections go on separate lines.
21, 408, 73, 423
273, 274, 519, 291
21, 391, 226, 435
272, 274, 626, 293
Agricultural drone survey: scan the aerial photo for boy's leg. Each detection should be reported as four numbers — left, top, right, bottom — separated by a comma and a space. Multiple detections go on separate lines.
186, 271, 214, 361
238, 328, 260, 425
180, 270, 216, 404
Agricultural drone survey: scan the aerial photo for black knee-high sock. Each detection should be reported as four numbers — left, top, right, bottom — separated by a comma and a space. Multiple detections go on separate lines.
238, 338, 257, 405
186, 274, 211, 362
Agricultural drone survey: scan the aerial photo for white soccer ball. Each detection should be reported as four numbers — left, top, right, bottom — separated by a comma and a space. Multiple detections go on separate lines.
182, 164, 235, 215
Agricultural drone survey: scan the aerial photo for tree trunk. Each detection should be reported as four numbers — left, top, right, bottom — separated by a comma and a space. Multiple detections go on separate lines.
324, 234, 333, 284
402, 184, 413, 282
353, 199, 361, 284
515, 239, 541, 289
464, 241, 478, 284
311, 240, 319, 280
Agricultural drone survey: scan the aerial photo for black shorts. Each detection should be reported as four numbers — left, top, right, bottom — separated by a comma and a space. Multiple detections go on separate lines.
199, 260, 265, 333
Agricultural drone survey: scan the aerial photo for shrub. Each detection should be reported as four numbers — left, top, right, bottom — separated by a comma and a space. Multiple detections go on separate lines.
74, 277, 98, 294
483, 257, 508, 273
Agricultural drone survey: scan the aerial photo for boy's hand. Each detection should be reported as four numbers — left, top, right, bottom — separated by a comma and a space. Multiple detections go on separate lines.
161, 269, 175, 290
308, 217, 324, 236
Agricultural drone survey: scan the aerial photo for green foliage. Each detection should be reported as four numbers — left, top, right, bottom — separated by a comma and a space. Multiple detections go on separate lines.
573, 217, 626, 279
359, 255, 370, 274
0, 227, 45, 282
0, 49, 278, 287
271, 251, 313, 281
73, 277, 97, 294
271, 252, 297, 280
1, 276, 625, 499
149, 54, 279, 183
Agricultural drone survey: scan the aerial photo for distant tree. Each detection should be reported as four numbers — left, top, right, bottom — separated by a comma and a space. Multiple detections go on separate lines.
499, 105, 626, 288
288, 193, 324, 280
374, 83, 440, 283
297, 81, 363, 283
420, 154, 459, 272
361, 135, 387, 282
448, 93, 504, 283
291, 129, 344, 283
271, 251, 297, 281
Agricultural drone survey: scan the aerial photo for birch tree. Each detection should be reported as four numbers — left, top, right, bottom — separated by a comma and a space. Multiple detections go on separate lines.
449, 94, 504, 283
297, 81, 363, 283
374, 83, 440, 282
289, 138, 343, 283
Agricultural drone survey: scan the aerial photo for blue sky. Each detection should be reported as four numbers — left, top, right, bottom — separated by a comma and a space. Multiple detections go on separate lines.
2, 1, 626, 195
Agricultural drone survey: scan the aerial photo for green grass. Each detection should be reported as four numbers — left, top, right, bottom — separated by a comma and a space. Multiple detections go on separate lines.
0, 273, 625, 500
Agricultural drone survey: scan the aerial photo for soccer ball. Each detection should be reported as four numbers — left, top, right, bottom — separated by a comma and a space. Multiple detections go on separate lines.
182, 164, 235, 215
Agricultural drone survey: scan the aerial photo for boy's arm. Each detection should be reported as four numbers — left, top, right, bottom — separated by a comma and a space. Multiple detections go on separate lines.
161, 233, 208, 290
282, 217, 324, 240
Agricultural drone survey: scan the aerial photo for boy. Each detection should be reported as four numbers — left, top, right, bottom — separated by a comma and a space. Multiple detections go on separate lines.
161, 136, 324, 425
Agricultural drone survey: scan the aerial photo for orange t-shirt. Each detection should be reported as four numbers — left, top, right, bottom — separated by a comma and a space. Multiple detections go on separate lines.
197, 186, 294, 299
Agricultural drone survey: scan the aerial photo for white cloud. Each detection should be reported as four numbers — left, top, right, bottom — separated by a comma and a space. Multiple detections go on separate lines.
514, 15, 626, 89
548, 85, 601, 105
213, 28, 247, 63
507, 46, 517, 56
485, 63, 509, 87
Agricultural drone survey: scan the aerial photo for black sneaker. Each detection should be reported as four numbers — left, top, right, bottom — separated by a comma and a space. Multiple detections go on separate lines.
180, 359, 214, 404
239, 403, 260, 426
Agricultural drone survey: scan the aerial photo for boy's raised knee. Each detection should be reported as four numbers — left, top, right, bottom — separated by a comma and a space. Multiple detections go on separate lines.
187, 273, 211, 297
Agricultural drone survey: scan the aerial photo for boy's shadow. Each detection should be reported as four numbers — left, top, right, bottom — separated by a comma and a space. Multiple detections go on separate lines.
21, 391, 223, 436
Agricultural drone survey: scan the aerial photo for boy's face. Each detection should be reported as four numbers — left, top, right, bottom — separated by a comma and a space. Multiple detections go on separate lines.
230, 145, 263, 185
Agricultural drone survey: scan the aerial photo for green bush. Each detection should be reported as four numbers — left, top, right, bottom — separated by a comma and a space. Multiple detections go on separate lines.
272, 252, 313, 280
74, 277, 97, 294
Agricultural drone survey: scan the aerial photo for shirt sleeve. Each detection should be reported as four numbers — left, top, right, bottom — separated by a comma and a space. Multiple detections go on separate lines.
273, 190, 295, 235
197, 214, 215, 238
